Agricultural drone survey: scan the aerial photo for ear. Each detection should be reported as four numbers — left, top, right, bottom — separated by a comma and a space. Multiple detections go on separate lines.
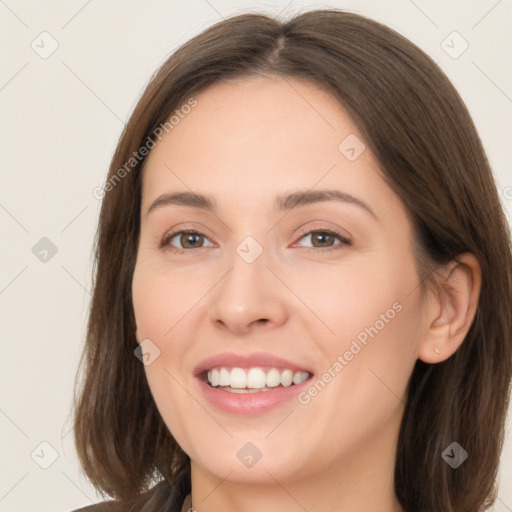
418, 253, 482, 364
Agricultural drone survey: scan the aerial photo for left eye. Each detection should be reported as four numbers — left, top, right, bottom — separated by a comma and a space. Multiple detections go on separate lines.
294, 229, 351, 251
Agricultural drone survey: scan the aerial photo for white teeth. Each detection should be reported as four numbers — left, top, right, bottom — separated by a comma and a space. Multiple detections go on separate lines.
281, 369, 293, 387
266, 368, 281, 387
293, 371, 309, 385
247, 368, 267, 388
208, 369, 219, 387
206, 367, 311, 389
219, 368, 230, 386
230, 368, 247, 388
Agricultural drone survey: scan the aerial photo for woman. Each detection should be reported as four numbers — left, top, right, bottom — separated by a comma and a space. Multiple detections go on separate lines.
72, 8, 512, 512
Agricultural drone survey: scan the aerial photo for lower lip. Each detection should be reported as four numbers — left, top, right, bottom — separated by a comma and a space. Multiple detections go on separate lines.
196, 376, 313, 415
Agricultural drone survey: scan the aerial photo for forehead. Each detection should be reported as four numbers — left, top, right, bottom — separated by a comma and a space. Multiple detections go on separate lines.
140, 76, 399, 218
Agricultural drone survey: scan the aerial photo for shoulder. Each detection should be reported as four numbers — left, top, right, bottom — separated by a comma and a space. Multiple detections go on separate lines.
71, 500, 122, 512
69, 478, 184, 512
72, 503, 119, 512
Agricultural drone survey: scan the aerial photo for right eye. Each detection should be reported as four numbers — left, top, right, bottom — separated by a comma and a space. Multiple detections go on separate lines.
161, 230, 215, 253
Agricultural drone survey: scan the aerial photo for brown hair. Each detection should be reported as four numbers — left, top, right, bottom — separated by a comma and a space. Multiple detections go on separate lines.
72, 8, 512, 511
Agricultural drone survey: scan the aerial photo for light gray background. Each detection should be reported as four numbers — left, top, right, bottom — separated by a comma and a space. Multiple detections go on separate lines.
1, 1, 511, 511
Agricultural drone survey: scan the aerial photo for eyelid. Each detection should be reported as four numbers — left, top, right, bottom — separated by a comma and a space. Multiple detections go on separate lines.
159, 220, 216, 242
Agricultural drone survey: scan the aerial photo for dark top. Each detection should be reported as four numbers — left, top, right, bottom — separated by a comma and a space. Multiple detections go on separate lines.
72, 469, 191, 512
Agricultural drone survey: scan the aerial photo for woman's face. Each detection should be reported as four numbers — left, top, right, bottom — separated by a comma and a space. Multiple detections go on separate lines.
132, 76, 428, 486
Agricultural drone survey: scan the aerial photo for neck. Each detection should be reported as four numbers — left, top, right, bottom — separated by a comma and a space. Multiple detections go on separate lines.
188, 411, 404, 512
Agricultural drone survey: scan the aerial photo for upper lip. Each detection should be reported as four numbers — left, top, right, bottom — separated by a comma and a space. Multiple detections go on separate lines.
193, 352, 314, 376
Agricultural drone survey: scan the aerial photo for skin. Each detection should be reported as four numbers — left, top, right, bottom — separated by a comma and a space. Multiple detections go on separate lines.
132, 76, 481, 512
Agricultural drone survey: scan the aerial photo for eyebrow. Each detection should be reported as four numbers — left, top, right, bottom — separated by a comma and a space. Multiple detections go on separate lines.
145, 189, 377, 219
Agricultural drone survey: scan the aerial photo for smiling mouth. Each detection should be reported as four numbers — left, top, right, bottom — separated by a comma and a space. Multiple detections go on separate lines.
201, 366, 313, 393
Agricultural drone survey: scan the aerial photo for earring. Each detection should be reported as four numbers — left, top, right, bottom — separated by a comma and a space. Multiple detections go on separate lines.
434, 347, 440, 354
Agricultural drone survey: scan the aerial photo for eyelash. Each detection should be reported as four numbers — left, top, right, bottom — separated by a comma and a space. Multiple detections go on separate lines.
160, 227, 351, 254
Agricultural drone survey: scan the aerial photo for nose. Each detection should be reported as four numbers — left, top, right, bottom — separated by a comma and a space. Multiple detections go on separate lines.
207, 247, 289, 336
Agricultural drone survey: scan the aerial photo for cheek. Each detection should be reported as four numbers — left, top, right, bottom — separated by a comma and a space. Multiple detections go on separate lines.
295, 294, 422, 468
300, 251, 422, 412
132, 261, 207, 338
289, 251, 419, 344
132, 263, 202, 449
131, 260, 212, 407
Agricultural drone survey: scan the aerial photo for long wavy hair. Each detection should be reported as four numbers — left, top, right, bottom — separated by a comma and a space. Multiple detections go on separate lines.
72, 8, 512, 511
